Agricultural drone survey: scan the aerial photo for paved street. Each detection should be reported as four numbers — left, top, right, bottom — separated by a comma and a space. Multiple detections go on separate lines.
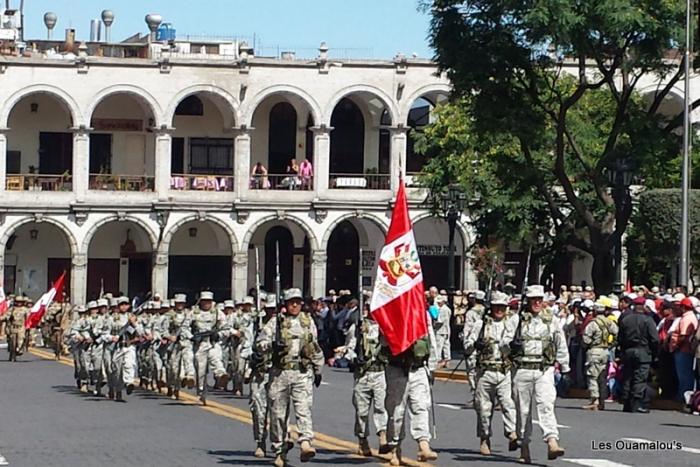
1, 344, 700, 467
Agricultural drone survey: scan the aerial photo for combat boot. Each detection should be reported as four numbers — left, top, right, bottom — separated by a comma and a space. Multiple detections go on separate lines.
166, 387, 173, 398
215, 373, 230, 390
547, 437, 565, 460
389, 446, 401, 466
273, 454, 286, 467
518, 444, 531, 464
299, 440, 316, 462
254, 442, 266, 458
417, 439, 438, 461
378, 431, 388, 451
480, 438, 491, 456
115, 391, 124, 402
508, 432, 519, 451
126, 383, 134, 395
582, 398, 599, 410
357, 438, 372, 457
108, 388, 115, 400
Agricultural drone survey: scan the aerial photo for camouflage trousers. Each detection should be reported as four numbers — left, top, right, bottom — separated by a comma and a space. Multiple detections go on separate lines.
353, 369, 388, 438
474, 368, 516, 438
513, 366, 559, 445
268, 368, 314, 454
111, 345, 137, 391
168, 341, 195, 389
385, 364, 432, 445
154, 344, 168, 385
89, 343, 105, 387
230, 345, 247, 394
194, 340, 226, 392
585, 349, 609, 399
249, 370, 270, 444
435, 333, 451, 361
72, 344, 90, 383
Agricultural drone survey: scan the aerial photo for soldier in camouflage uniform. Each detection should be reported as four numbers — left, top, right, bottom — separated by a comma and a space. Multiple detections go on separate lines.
103, 296, 132, 400
230, 296, 255, 395
510, 285, 570, 463
191, 291, 231, 402
137, 302, 156, 389
463, 291, 518, 456
221, 300, 237, 391
463, 291, 486, 395
581, 300, 618, 411
166, 294, 195, 397
256, 288, 324, 467
337, 304, 388, 456
86, 299, 109, 396
3, 296, 30, 360
152, 300, 172, 391
249, 297, 277, 458
68, 305, 92, 391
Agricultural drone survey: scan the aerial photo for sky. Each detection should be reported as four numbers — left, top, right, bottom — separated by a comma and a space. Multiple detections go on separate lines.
16, 0, 435, 59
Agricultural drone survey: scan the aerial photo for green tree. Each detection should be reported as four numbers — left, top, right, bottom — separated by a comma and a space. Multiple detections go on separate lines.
422, 0, 687, 292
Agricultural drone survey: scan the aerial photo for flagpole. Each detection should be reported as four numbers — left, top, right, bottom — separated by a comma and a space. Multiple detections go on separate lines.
679, 0, 691, 289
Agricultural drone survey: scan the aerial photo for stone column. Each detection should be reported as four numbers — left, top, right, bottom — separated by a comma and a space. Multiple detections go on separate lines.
154, 130, 173, 201
390, 125, 408, 194
233, 127, 253, 200
310, 249, 327, 298
0, 130, 7, 193
71, 253, 88, 305
312, 126, 332, 195
233, 251, 248, 299
152, 251, 169, 297
72, 129, 90, 201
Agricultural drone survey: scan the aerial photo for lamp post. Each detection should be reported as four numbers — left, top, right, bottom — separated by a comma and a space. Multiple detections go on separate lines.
440, 184, 467, 302
606, 156, 633, 294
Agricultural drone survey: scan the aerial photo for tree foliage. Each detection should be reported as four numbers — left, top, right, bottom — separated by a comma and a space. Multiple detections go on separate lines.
421, 0, 688, 292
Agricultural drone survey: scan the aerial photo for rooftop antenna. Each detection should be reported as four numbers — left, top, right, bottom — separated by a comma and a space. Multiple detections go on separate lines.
101, 10, 114, 43
43, 12, 57, 40
145, 13, 162, 42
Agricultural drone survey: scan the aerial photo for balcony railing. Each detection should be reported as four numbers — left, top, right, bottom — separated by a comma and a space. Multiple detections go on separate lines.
89, 174, 155, 191
5, 174, 72, 191
170, 174, 234, 192
249, 174, 313, 191
405, 172, 426, 187
330, 173, 391, 190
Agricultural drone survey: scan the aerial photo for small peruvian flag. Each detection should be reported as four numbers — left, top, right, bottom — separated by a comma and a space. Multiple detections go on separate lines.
25, 271, 67, 329
370, 180, 428, 356
0, 287, 8, 317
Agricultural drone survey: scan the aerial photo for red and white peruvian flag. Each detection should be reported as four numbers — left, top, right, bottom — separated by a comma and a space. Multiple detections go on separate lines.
0, 287, 8, 317
25, 271, 66, 329
370, 180, 428, 355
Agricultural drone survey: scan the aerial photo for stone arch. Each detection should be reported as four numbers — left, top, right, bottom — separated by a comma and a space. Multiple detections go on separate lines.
412, 211, 472, 250
320, 212, 388, 250
399, 83, 452, 124
324, 84, 399, 126
243, 85, 322, 128
160, 214, 238, 255
163, 85, 240, 128
0, 216, 78, 255
85, 84, 163, 128
81, 215, 159, 255
0, 84, 83, 128
241, 214, 319, 252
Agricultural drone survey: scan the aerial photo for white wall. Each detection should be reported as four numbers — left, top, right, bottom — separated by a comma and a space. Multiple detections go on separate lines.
7, 94, 73, 172
169, 221, 232, 256
88, 222, 153, 258
4, 222, 70, 299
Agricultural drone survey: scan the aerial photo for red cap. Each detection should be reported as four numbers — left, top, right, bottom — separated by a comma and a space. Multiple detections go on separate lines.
680, 297, 694, 310
633, 296, 646, 305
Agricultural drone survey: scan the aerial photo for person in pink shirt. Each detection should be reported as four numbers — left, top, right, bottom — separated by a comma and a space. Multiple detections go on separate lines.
299, 158, 313, 190
670, 298, 698, 401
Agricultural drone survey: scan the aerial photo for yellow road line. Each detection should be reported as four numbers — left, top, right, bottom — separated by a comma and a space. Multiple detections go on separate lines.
28, 348, 432, 466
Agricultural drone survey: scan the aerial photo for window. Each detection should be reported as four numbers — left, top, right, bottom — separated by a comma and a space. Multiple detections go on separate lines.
189, 138, 234, 174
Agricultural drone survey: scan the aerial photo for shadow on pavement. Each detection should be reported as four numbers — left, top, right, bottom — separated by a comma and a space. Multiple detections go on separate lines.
208, 449, 373, 466
660, 422, 700, 429
439, 447, 546, 466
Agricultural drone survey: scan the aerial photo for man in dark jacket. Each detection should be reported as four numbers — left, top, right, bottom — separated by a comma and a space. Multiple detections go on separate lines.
618, 297, 659, 413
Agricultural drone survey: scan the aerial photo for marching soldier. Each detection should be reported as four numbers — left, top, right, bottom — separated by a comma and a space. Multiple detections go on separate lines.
221, 300, 237, 392
111, 305, 142, 402
3, 295, 30, 361
382, 331, 438, 465
249, 296, 277, 458
166, 294, 195, 398
581, 300, 618, 411
463, 291, 486, 395
191, 291, 231, 402
336, 302, 388, 456
434, 295, 452, 368
256, 288, 324, 467
230, 296, 255, 395
86, 300, 108, 396
152, 301, 172, 391
463, 291, 518, 456
104, 296, 132, 400
68, 305, 91, 391
510, 285, 569, 463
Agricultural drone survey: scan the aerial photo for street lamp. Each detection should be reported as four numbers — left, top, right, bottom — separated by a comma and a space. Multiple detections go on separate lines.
606, 156, 633, 294
439, 184, 467, 301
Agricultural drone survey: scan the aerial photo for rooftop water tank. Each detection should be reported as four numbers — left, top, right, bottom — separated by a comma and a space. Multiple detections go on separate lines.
156, 23, 176, 42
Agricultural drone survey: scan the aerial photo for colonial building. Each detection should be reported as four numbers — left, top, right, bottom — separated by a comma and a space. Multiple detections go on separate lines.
0, 10, 476, 304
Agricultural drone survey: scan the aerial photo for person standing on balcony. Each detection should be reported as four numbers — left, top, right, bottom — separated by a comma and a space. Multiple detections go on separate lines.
250, 162, 269, 189
286, 158, 300, 190
299, 158, 313, 190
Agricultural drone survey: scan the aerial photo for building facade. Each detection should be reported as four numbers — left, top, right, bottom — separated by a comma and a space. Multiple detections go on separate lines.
0, 35, 479, 304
